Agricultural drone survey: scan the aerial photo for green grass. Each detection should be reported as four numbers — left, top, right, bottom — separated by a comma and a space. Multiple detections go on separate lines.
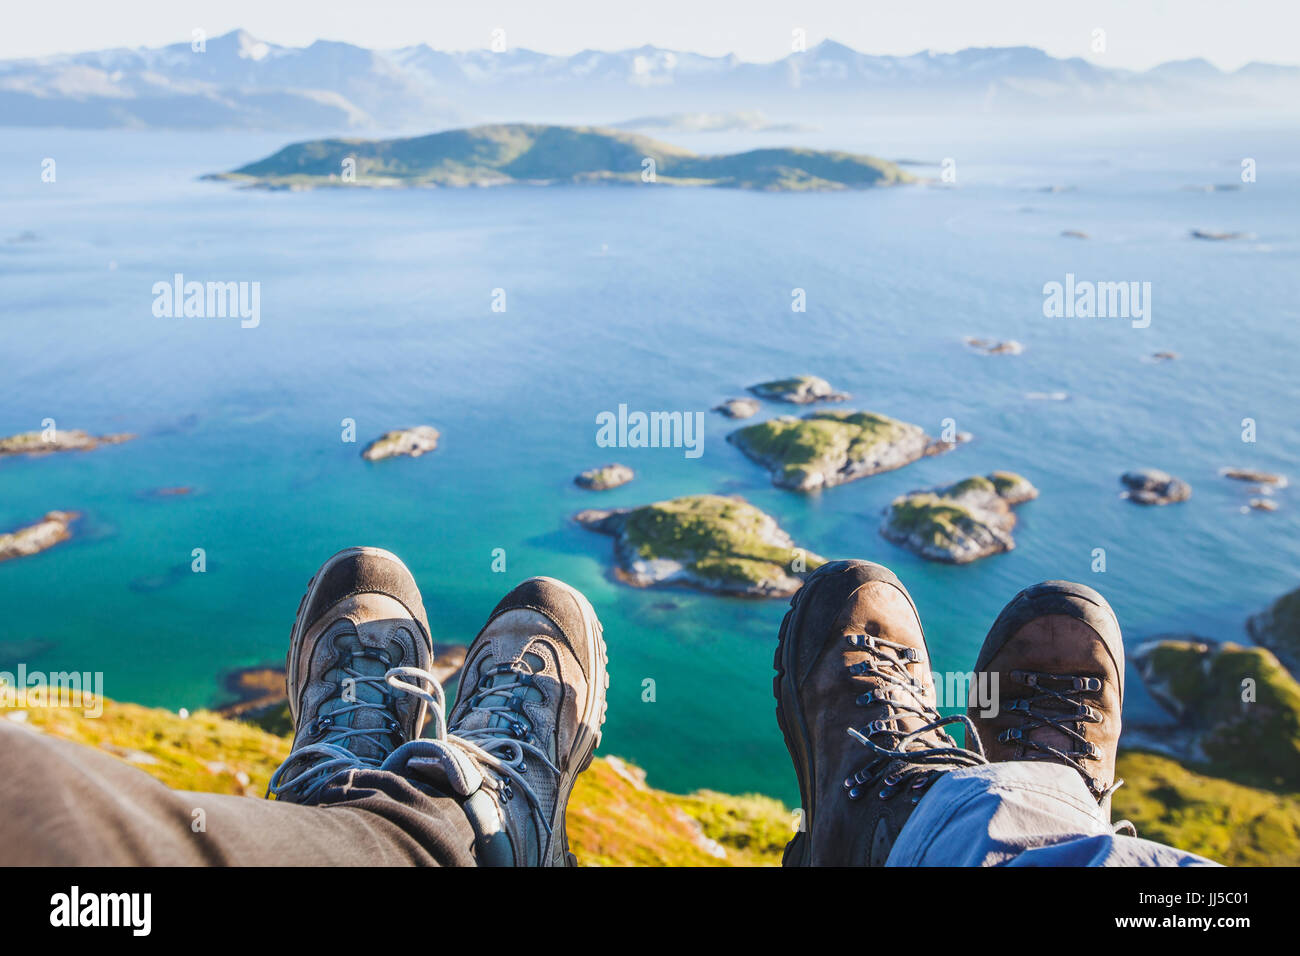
989, 471, 1028, 494
1114, 751, 1300, 866
949, 475, 996, 496
15, 699, 789, 866
622, 494, 822, 587
730, 410, 909, 485
886, 493, 978, 547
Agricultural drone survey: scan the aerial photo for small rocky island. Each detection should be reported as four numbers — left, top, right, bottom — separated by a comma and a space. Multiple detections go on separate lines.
712, 398, 761, 419
728, 409, 954, 491
747, 376, 849, 405
574, 493, 824, 597
1190, 229, 1254, 241
1120, 469, 1191, 505
361, 426, 440, 461
575, 463, 634, 490
880, 472, 1038, 563
0, 429, 134, 457
1222, 468, 1287, 488
964, 337, 1024, 355
0, 511, 79, 563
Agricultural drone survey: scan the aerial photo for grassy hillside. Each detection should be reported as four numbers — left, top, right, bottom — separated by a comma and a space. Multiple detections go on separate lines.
1113, 751, 1300, 866
11, 698, 1294, 865
210, 123, 915, 192
15, 699, 788, 866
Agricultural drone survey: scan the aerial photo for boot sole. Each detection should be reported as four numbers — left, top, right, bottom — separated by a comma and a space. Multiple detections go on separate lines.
772, 559, 924, 867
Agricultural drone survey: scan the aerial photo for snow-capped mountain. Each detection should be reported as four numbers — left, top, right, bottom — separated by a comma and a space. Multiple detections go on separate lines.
1, 29, 1296, 130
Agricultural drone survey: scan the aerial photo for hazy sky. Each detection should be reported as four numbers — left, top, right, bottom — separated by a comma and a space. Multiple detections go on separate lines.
5, 0, 1298, 69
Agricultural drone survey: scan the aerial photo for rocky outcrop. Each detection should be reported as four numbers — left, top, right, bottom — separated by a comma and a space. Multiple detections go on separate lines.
0, 429, 134, 457
1129, 638, 1300, 789
1120, 469, 1191, 505
1222, 468, 1287, 488
964, 337, 1024, 355
0, 511, 79, 563
1191, 229, 1254, 241
361, 426, 440, 461
728, 409, 954, 492
575, 463, 634, 490
1248, 586, 1300, 675
712, 398, 761, 419
747, 376, 848, 405
575, 493, 824, 597
880, 472, 1037, 563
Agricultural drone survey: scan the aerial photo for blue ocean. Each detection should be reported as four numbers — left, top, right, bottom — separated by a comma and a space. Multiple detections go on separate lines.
2, 114, 1297, 803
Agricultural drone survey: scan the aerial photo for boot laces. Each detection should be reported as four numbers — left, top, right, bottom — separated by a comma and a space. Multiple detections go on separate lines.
268, 658, 433, 802
841, 633, 987, 802
998, 669, 1122, 800
409, 661, 561, 840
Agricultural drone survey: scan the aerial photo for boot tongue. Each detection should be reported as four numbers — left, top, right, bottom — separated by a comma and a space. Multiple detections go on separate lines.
319, 633, 396, 761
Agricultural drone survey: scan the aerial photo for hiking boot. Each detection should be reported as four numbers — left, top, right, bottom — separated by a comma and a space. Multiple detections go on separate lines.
969, 581, 1125, 816
445, 577, 608, 866
774, 560, 987, 866
269, 547, 437, 804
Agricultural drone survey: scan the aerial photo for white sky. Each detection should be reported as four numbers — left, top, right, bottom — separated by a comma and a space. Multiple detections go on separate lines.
4, 0, 1297, 70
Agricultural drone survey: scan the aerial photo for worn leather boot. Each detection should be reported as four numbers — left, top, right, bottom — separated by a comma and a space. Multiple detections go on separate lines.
775, 560, 987, 866
968, 580, 1125, 817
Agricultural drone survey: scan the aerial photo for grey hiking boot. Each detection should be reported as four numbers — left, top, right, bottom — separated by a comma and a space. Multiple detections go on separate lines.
269, 547, 437, 803
445, 577, 608, 866
774, 560, 987, 866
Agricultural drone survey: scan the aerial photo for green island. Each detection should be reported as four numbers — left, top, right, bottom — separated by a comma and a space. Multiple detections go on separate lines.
574, 493, 825, 597
728, 409, 952, 491
881, 472, 1038, 563
204, 124, 916, 193
1116, 637, 1300, 864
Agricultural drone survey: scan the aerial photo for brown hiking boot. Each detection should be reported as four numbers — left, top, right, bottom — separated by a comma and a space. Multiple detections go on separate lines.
270, 547, 436, 804
774, 560, 986, 866
968, 581, 1125, 816
445, 577, 609, 866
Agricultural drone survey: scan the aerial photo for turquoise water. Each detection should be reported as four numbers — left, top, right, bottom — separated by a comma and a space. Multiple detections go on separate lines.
2, 116, 1297, 803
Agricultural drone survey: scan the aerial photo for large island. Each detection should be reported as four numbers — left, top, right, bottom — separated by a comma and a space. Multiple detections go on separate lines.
205, 124, 916, 193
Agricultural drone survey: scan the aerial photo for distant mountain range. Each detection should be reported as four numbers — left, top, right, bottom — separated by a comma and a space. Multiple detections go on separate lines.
3, 29, 1297, 130
204, 123, 915, 191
